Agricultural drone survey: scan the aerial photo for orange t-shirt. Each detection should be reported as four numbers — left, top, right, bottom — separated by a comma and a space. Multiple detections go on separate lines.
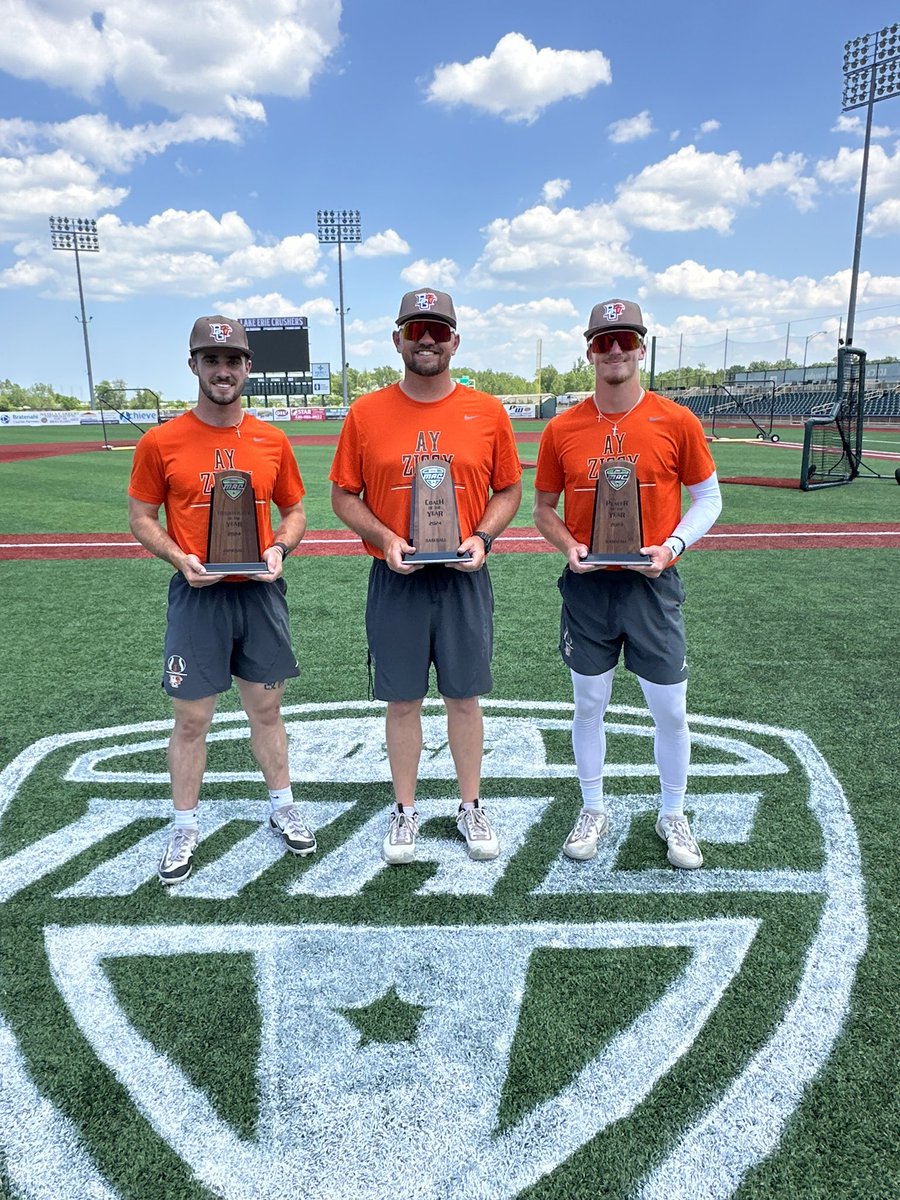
128, 410, 304, 567
329, 382, 522, 559
534, 392, 715, 549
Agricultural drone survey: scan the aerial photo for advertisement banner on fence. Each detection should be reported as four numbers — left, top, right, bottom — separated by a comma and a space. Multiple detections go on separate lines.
503, 403, 537, 418
325, 407, 350, 419
289, 407, 327, 421
0, 410, 97, 426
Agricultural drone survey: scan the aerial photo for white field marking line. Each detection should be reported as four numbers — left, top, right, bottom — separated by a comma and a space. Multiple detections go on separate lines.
4, 527, 898, 552
0, 536, 361, 548
494, 531, 900, 543
700, 530, 900, 540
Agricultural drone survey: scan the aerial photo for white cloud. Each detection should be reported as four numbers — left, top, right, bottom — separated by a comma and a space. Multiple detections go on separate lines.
866, 198, 900, 236
817, 143, 900, 200
471, 201, 644, 290
224, 234, 323, 283
831, 114, 893, 138
615, 145, 816, 233
0, 208, 324, 298
697, 119, 720, 135
0, 113, 245, 174
400, 258, 458, 288
100, 209, 254, 253
352, 229, 410, 258
213, 293, 338, 323
0, 0, 343, 116
643, 258, 900, 322
425, 32, 611, 124
0, 149, 128, 240
608, 111, 654, 144
541, 178, 570, 205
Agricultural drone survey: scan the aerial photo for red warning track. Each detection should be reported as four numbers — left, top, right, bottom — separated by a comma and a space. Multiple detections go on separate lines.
1, 523, 898, 561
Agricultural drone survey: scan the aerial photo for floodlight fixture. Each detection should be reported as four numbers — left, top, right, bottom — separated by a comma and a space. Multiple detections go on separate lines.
49, 216, 100, 408
316, 209, 362, 407
841, 25, 900, 346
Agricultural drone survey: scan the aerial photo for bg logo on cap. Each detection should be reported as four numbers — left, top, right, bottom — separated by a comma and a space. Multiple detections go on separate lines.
208, 322, 234, 343
603, 303, 626, 322
415, 293, 438, 312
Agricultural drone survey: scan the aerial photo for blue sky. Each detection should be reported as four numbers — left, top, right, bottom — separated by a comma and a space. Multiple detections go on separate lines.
1, 0, 899, 403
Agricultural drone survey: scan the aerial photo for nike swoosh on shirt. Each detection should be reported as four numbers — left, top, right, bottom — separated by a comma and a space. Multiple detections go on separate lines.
464, 414, 480, 420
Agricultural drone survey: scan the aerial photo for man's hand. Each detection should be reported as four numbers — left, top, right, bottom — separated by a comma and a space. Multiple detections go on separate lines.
446, 535, 485, 571
567, 543, 607, 573
256, 545, 285, 583
623, 544, 676, 578
384, 535, 423, 573
181, 554, 225, 588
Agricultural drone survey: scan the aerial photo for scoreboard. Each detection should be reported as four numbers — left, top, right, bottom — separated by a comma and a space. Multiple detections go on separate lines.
239, 316, 311, 374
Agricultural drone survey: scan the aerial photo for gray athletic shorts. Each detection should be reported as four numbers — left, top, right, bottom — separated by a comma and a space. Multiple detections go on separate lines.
558, 566, 688, 685
365, 559, 494, 701
162, 574, 299, 700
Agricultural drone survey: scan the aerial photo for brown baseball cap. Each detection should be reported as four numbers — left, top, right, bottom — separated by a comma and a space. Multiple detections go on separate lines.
189, 315, 251, 357
396, 289, 457, 329
584, 299, 647, 340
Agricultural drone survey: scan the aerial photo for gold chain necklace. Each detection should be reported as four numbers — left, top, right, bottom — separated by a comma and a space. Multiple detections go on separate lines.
593, 388, 645, 438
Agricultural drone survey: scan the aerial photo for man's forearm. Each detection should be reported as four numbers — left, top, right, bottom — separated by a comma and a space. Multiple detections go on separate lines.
129, 514, 188, 570
477, 482, 522, 538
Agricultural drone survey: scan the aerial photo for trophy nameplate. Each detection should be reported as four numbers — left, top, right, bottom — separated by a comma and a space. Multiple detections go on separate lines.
584, 460, 652, 566
402, 461, 472, 564
205, 469, 268, 574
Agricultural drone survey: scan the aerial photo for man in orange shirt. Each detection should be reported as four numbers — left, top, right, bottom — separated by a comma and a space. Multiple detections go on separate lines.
330, 290, 522, 865
534, 300, 722, 869
128, 315, 316, 885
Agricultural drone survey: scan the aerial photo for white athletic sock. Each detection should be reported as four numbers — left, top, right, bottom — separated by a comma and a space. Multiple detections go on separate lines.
269, 787, 293, 812
173, 806, 199, 830
638, 677, 690, 817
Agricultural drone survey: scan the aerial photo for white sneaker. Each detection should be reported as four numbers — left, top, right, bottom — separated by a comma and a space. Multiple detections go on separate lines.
456, 801, 499, 861
383, 806, 418, 865
655, 814, 703, 869
158, 827, 199, 886
269, 804, 317, 856
562, 810, 609, 860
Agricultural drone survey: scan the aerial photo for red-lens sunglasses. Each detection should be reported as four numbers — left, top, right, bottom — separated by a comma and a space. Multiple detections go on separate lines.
589, 330, 644, 354
401, 320, 455, 344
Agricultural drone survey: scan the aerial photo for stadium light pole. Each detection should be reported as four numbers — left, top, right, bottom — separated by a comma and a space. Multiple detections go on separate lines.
802, 331, 826, 379
841, 24, 900, 346
49, 216, 100, 409
316, 209, 361, 408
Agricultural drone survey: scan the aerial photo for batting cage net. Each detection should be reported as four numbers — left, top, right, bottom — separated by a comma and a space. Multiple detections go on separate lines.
800, 347, 865, 490
708, 382, 778, 442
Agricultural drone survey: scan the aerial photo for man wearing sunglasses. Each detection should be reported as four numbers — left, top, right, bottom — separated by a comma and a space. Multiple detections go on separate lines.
533, 299, 722, 870
330, 289, 522, 866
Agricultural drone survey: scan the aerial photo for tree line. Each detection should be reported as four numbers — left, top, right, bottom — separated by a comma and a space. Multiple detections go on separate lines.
3, 356, 897, 410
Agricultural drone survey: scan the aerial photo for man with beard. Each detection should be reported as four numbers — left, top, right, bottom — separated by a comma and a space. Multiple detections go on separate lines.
128, 316, 316, 885
330, 290, 522, 865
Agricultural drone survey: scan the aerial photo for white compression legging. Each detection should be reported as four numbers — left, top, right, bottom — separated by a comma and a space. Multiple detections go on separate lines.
570, 668, 690, 816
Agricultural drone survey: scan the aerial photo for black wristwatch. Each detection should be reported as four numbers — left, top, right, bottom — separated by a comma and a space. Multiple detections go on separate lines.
474, 530, 493, 555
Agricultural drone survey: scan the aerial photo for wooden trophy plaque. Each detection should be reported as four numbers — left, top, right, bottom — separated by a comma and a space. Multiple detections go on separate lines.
584, 461, 652, 566
204, 469, 267, 574
402, 461, 472, 564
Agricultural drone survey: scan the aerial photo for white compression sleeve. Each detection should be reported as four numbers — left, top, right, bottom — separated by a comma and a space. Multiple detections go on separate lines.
667, 471, 722, 551
570, 668, 615, 810
637, 677, 690, 815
